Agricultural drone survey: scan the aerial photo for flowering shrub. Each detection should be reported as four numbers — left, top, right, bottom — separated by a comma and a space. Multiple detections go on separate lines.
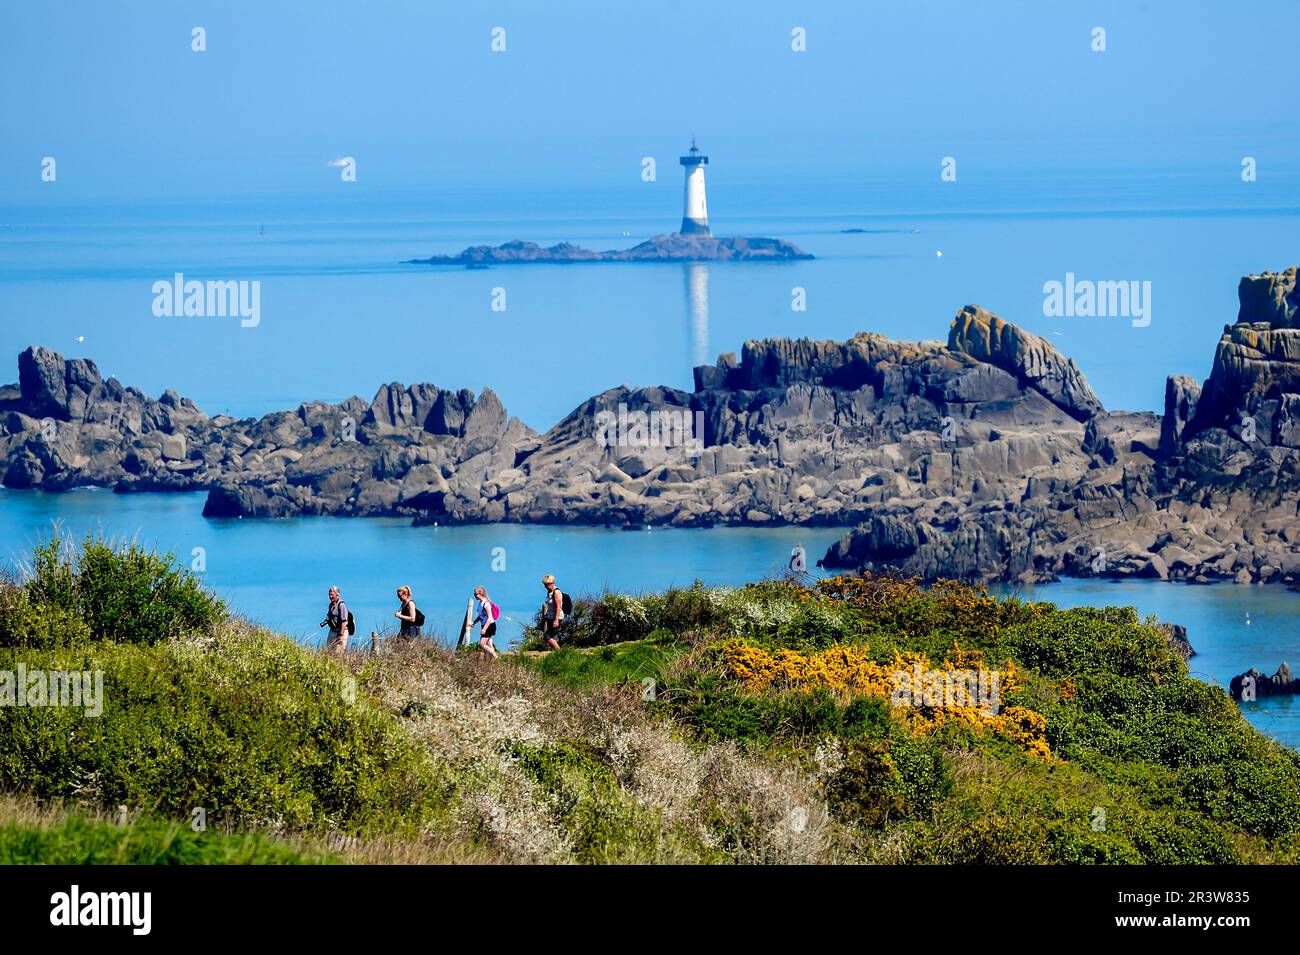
719, 640, 1049, 759
588, 593, 651, 642
988, 706, 1052, 761
815, 573, 920, 609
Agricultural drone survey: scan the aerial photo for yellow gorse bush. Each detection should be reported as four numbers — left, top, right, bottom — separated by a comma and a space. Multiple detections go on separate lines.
721, 640, 917, 696
988, 706, 1053, 762
720, 640, 1051, 760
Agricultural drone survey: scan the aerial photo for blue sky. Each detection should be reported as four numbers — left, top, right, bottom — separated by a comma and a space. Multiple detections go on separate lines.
3, 0, 1297, 199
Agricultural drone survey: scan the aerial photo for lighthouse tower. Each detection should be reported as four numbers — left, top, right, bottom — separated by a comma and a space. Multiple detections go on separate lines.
678, 140, 710, 235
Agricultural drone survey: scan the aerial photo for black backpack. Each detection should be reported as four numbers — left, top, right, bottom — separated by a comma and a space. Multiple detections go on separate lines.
414, 608, 426, 628
561, 592, 573, 615
347, 610, 356, 637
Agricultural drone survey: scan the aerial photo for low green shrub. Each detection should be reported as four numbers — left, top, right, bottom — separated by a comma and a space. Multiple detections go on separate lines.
0, 628, 447, 835
824, 734, 952, 826
24, 536, 225, 646
659, 674, 895, 748
0, 584, 91, 649
1007, 606, 1182, 681
536, 582, 739, 648
516, 638, 682, 692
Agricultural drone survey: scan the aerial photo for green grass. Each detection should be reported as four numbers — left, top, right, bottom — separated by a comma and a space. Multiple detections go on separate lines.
512, 633, 684, 692
0, 805, 339, 864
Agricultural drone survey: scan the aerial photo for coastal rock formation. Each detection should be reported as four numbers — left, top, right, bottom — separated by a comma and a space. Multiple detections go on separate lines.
0, 346, 536, 519
1230, 663, 1299, 701
1159, 622, 1195, 661
1235, 267, 1299, 328
4, 267, 1299, 588
407, 234, 812, 265
823, 268, 1300, 584
948, 306, 1103, 421
2, 347, 208, 491
1158, 375, 1200, 456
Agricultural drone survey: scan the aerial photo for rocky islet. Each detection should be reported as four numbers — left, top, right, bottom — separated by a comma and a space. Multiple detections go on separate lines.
405, 233, 813, 265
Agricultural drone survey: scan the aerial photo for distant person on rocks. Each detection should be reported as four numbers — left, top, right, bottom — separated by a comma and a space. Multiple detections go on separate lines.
321, 585, 352, 656
394, 585, 423, 639
540, 574, 567, 651
472, 586, 500, 659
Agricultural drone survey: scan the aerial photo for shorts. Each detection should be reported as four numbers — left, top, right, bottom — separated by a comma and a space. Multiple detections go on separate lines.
544, 622, 562, 643
326, 630, 347, 653
482, 622, 497, 640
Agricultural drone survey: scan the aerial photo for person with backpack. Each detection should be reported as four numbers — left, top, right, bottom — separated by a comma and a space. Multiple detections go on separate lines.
321, 585, 354, 656
472, 586, 500, 659
394, 585, 423, 639
540, 574, 569, 651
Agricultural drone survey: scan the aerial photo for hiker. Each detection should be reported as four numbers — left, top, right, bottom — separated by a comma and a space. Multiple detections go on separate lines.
540, 574, 566, 651
472, 586, 500, 659
394, 585, 423, 639
321, 585, 351, 656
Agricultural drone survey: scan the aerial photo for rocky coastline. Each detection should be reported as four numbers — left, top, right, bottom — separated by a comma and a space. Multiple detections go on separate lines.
4, 267, 1299, 588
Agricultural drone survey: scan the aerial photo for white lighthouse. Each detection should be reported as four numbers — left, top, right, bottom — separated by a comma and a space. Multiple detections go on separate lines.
678, 140, 710, 235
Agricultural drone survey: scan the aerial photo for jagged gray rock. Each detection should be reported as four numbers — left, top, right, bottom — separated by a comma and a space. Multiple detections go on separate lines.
4, 267, 1299, 589
825, 270, 1300, 585
948, 306, 1104, 421
1231, 662, 1299, 700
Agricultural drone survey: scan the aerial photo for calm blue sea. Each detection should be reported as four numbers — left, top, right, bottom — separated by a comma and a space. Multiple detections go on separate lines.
0, 176, 1297, 746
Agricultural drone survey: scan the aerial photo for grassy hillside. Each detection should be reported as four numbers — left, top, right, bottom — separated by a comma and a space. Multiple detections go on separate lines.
1, 537, 1296, 863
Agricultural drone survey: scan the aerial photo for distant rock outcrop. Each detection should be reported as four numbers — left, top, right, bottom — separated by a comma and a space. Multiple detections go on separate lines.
1173, 269, 1300, 444
4, 267, 1299, 588
407, 234, 812, 265
1230, 662, 1299, 700
1159, 622, 1195, 661
1236, 267, 1299, 328
1159, 375, 1201, 456
0, 346, 535, 517
17, 346, 114, 422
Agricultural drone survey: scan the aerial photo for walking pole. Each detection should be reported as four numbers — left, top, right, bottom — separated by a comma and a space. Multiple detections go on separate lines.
455, 595, 473, 649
